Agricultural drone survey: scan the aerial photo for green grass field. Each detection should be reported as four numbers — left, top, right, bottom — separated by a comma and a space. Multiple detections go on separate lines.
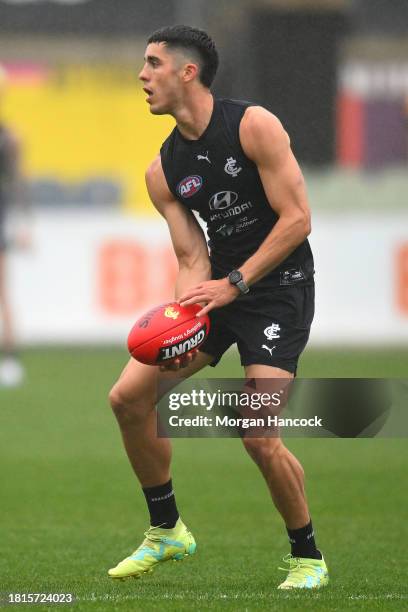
1, 347, 407, 611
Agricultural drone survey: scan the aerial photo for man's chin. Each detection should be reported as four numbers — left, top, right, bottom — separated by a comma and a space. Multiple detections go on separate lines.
149, 104, 169, 115
149, 103, 169, 116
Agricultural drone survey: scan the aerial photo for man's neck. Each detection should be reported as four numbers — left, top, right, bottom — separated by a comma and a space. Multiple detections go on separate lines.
173, 91, 214, 141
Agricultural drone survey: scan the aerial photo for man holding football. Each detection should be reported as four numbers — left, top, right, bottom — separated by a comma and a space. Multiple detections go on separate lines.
108, 25, 328, 589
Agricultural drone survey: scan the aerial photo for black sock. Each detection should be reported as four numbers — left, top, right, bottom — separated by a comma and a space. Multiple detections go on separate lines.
142, 479, 179, 528
286, 520, 322, 559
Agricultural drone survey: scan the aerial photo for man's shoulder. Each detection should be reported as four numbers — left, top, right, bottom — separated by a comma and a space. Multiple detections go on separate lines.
146, 155, 162, 181
145, 155, 176, 206
217, 98, 281, 131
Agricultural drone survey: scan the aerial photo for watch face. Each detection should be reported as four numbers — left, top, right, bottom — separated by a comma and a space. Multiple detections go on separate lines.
229, 270, 242, 284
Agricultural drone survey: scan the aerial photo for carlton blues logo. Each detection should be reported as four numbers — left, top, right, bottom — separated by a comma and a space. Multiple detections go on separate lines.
177, 175, 203, 198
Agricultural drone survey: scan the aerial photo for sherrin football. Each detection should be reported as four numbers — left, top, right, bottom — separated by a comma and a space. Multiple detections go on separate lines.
128, 302, 210, 366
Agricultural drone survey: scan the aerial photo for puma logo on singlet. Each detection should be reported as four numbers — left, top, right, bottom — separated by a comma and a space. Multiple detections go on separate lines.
197, 151, 211, 164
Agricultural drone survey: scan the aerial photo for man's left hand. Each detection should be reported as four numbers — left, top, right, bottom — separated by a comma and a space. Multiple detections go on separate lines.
179, 278, 239, 317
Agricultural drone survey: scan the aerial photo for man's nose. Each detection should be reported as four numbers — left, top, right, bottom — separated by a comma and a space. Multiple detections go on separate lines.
139, 65, 148, 81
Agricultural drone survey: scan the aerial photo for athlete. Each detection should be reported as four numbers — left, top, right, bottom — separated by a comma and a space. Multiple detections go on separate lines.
108, 26, 328, 589
0, 66, 28, 387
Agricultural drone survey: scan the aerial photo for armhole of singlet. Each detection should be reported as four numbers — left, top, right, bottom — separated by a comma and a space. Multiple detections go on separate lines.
160, 133, 180, 201
219, 100, 255, 159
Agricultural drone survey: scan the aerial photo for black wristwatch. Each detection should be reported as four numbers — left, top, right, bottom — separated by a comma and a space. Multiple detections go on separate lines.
228, 269, 250, 294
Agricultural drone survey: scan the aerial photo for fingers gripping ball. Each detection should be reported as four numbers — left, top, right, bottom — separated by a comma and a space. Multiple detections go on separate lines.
128, 302, 210, 366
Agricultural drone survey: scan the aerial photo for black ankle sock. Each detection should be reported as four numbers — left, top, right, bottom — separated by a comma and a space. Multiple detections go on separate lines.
142, 479, 179, 529
286, 520, 322, 559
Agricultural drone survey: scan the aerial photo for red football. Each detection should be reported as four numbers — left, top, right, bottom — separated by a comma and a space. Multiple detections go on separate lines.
128, 302, 210, 365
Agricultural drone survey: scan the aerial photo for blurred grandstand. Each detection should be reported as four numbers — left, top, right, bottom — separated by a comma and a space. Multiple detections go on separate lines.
0, 0, 407, 346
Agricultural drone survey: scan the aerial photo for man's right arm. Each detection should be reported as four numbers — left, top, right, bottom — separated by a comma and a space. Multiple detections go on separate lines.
145, 156, 211, 299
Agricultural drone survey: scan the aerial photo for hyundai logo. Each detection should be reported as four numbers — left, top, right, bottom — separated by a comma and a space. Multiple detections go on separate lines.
209, 191, 239, 210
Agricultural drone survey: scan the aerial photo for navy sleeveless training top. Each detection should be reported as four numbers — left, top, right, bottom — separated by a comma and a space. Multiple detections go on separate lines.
160, 98, 314, 288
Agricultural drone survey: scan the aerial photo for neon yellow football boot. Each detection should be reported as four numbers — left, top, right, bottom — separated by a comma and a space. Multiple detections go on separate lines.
277, 554, 329, 589
108, 518, 196, 580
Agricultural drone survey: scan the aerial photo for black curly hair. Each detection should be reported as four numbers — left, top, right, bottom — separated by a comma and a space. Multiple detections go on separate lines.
147, 25, 219, 88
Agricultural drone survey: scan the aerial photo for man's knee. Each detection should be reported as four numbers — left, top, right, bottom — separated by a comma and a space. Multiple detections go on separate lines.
108, 383, 153, 426
108, 385, 123, 412
242, 436, 284, 466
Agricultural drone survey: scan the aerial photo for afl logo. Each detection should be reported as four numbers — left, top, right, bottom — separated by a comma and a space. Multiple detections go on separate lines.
209, 191, 238, 210
177, 175, 203, 198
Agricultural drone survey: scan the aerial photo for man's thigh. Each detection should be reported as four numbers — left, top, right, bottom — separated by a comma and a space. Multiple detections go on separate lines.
234, 285, 315, 374
245, 364, 294, 379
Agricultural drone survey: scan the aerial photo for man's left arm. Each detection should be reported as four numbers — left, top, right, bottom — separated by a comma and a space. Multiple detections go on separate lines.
179, 106, 311, 316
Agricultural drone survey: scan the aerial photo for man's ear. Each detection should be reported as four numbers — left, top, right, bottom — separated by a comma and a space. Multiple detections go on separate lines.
183, 62, 199, 83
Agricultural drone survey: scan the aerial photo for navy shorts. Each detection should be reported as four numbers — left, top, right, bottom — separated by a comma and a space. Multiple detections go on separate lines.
199, 284, 315, 374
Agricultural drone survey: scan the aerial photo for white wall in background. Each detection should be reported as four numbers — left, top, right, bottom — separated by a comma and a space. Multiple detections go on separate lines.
7, 210, 408, 345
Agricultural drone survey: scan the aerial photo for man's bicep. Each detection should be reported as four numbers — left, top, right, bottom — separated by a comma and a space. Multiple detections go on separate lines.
240, 108, 309, 217
257, 148, 308, 217
164, 202, 209, 264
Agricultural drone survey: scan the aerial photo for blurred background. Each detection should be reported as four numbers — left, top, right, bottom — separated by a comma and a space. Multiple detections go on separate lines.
0, 0, 407, 366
